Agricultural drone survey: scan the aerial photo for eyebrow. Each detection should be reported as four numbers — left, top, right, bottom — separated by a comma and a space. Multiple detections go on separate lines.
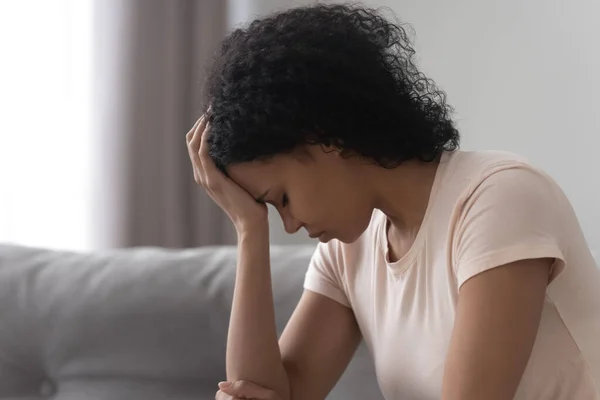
256, 190, 270, 204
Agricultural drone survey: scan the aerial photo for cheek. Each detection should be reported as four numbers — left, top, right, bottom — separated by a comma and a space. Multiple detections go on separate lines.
286, 181, 333, 223
288, 169, 365, 225
314, 184, 364, 222
289, 191, 325, 221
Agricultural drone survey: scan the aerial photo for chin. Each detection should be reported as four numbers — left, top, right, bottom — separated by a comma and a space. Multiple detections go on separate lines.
318, 236, 332, 244
323, 210, 372, 244
329, 229, 364, 244
332, 218, 372, 244
335, 236, 360, 244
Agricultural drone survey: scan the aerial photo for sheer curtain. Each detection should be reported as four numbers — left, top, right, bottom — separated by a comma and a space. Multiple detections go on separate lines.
0, 0, 319, 251
0, 0, 234, 251
0, 0, 94, 251
91, 0, 234, 249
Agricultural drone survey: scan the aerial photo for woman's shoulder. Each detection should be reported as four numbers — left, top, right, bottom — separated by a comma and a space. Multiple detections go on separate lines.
445, 149, 533, 176
441, 149, 557, 199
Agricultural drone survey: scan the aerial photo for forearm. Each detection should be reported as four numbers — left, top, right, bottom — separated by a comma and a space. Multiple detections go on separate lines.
226, 228, 290, 400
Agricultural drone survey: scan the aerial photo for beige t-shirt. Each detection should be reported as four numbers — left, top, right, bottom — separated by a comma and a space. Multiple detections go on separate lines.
304, 150, 600, 400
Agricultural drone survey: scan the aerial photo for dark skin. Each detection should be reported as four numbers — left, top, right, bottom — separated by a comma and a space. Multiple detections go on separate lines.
227, 144, 440, 254
188, 119, 551, 400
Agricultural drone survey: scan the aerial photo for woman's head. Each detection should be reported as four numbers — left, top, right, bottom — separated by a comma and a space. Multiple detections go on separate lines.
203, 4, 459, 242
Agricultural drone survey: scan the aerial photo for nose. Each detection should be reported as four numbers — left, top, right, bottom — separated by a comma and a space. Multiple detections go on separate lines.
281, 209, 303, 234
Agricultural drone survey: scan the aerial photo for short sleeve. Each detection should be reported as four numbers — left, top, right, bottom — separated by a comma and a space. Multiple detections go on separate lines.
453, 166, 567, 289
304, 241, 351, 308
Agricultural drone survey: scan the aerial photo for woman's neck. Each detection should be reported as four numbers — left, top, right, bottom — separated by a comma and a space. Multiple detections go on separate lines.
366, 156, 441, 233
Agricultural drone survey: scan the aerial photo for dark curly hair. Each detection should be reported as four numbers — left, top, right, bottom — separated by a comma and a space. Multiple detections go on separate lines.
203, 3, 459, 171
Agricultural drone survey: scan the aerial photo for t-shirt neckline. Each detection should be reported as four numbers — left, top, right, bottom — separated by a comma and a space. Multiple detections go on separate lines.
380, 150, 454, 275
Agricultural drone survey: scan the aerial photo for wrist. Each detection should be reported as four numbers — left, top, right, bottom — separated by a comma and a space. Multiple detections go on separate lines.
236, 224, 271, 272
236, 220, 269, 241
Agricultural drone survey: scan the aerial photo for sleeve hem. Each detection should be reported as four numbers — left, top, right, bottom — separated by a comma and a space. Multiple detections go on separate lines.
457, 244, 565, 289
303, 270, 351, 308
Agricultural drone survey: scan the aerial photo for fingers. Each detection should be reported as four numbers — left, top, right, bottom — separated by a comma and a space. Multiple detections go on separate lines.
188, 114, 208, 155
185, 110, 229, 194
191, 113, 225, 193
198, 114, 220, 177
215, 389, 238, 400
219, 380, 279, 400
186, 114, 208, 185
185, 115, 203, 144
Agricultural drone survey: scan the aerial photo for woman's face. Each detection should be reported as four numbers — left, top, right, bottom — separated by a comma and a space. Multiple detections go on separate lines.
227, 145, 374, 243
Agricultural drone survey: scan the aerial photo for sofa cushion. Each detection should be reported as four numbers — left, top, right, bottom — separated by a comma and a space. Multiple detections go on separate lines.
0, 244, 381, 399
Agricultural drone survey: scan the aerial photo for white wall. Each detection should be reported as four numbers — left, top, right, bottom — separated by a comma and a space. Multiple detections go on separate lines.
228, 0, 318, 28
229, 0, 600, 248
357, 0, 600, 248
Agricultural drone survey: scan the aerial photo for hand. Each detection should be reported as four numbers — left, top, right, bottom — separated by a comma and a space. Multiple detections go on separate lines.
215, 380, 282, 400
186, 114, 268, 234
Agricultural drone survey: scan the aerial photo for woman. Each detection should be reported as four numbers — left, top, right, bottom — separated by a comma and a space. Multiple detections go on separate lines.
186, 4, 600, 400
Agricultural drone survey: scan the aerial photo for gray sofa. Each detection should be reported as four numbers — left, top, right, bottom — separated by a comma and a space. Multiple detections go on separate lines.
0, 244, 383, 400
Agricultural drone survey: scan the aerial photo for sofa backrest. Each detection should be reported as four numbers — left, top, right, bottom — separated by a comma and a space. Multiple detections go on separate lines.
0, 244, 382, 400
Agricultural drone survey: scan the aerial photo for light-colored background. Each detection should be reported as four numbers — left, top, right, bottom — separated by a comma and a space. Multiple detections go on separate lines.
1, 0, 597, 251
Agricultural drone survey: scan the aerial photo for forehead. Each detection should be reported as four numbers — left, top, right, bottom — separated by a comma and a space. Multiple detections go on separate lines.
226, 145, 329, 191
228, 159, 275, 177
226, 157, 286, 190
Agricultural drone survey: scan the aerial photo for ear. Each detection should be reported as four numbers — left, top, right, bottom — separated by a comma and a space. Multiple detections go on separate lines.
300, 143, 352, 164
318, 143, 340, 154
320, 144, 358, 161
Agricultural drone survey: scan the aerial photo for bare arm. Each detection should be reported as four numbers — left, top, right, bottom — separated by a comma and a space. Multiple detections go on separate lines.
187, 114, 289, 398
187, 115, 359, 400
280, 289, 362, 400
224, 231, 361, 400
225, 230, 290, 398
442, 258, 552, 400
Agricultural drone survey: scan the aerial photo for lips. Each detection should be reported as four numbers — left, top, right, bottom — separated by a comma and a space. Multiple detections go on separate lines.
308, 231, 323, 239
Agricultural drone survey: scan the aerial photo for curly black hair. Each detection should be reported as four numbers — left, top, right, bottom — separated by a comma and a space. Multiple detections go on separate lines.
203, 3, 459, 171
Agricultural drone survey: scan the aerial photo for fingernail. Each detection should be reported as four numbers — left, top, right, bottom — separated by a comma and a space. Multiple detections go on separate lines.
218, 381, 232, 389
